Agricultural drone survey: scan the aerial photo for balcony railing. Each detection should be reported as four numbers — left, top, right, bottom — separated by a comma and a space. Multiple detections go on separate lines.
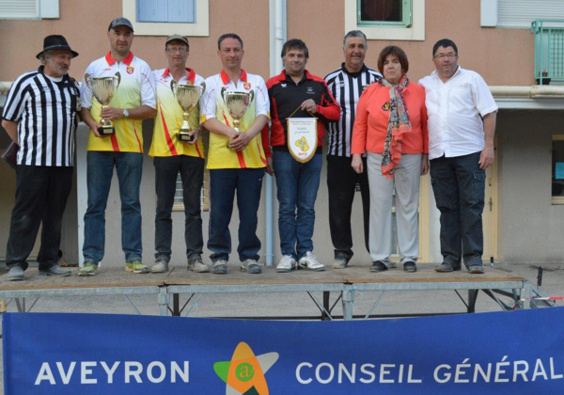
531, 19, 564, 85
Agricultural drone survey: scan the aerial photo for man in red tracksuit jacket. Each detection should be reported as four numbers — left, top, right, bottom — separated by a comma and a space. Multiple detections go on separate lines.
261, 38, 340, 273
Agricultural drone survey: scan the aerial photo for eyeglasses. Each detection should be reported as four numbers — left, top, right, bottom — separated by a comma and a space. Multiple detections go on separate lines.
434, 53, 457, 59
166, 47, 188, 53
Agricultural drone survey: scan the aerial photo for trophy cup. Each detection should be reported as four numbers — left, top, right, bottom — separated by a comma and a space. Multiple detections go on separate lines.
88, 72, 121, 136
221, 89, 254, 132
171, 81, 205, 142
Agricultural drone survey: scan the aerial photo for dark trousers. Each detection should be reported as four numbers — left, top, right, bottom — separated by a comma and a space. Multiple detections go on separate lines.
208, 168, 264, 262
326, 155, 370, 260
6, 165, 73, 270
430, 152, 485, 267
154, 155, 205, 262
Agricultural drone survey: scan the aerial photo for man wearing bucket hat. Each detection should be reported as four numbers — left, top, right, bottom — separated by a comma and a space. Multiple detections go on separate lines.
79, 17, 156, 276
2, 35, 80, 281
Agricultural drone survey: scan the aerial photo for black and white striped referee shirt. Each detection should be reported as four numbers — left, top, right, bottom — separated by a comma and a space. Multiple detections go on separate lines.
2, 66, 80, 167
324, 63, 381, 157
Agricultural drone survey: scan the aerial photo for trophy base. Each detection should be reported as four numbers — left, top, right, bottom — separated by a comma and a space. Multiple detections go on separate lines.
179, 132, 194, 142
97, 125, 116, 136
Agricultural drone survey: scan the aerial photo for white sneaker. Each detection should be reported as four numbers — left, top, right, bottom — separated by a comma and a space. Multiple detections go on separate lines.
298, 252, 325, 271
276, 255, 296, 273
151, 260, 168, 273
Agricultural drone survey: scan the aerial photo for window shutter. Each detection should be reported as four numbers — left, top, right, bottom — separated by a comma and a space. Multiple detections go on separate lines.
0, 0, 38, 19
137, 0, 195, 23
498, 0, 564, 28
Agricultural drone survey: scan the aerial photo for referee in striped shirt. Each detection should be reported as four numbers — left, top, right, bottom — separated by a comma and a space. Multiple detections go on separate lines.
2, 35, 80, 281
324, 31, 381, 269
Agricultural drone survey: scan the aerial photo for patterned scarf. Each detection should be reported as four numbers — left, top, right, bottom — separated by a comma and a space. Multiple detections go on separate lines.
380, 75, 412, 178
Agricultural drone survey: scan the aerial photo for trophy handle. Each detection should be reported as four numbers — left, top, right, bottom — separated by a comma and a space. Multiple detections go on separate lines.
220, 87, 226, 101
170, 80, 177, 94
84, 73, 91, 88
248, 90, 255, 105
114, 72, 121, 89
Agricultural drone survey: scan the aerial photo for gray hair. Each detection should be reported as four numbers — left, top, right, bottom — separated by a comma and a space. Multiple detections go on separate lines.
38, 50, 54, 65
343, 30, 367, 49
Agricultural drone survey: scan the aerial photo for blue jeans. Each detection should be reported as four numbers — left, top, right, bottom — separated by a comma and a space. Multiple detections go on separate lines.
154, 155, 204, 262
208, 168, 264, 262
83, 151, 143, 263
273, 152, 322, 260
430, 152, 485, 267
7, 165, 73, 270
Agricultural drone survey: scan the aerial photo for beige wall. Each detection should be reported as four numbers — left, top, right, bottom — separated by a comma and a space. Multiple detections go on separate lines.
0, 0, 534, 85
497, 110, 564, 263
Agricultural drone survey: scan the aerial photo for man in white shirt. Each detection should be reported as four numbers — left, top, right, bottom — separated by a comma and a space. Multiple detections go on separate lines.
419, 39, 497, 274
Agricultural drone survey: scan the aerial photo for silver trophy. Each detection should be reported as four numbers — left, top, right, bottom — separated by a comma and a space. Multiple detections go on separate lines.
171, 81, 205, 142
221, 89, 254, 132
88, 72, 121, 136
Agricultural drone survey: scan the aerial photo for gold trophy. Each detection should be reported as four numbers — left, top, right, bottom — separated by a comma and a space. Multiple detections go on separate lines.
88, 72, 121, 136
221, 89, 254, 132
171, 81, 205, 142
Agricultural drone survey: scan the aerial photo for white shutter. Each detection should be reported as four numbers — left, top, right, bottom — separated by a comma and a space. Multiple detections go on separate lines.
498, 0, 564, 28
0, 0, 38, 19
137, 0, 195, 23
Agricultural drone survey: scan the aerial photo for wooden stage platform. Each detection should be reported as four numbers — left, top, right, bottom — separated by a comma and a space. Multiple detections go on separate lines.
0, 264, 547, 320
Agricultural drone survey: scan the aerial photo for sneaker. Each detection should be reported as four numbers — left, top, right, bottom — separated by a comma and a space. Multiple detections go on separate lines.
277, 255, 296, 273
151, 260, 169, 273
212, 260, 228, 275
403, 259, 417, 273
298, 252, 325, 271
241, 259, 261, 274
468, 265, 485, 274
188, 258, 209, 273
332, 256, 349, 270
435, 262, 461, 273
126, 260, 150, 274
370, 260, 388, 272
39, 265, 71, 277
78, 261, 98, 276
8, 266, 25, 281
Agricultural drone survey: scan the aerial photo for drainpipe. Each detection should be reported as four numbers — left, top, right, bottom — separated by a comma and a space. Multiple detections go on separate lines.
266, 0, 286, 265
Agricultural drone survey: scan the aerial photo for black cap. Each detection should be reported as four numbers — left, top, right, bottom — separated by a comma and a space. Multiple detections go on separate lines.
36, 35, 79, 59
108, 17, 134, 32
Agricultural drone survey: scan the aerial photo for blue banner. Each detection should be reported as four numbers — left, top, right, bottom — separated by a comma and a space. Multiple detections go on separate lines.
4, 308, 564, 394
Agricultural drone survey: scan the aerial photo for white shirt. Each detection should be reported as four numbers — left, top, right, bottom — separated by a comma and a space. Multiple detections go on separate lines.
419, 66, 498, 160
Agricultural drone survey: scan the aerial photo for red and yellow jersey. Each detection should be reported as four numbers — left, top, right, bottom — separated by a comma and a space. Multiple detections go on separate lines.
201, 70, 270, 169
81, 52, 156, 153
148, 68, 205, 158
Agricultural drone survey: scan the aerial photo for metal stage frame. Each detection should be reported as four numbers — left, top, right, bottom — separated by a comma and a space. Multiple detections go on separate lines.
0, 265, 551, 320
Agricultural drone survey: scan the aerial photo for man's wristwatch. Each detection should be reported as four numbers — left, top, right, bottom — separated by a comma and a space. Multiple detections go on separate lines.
123, 109, 129, 118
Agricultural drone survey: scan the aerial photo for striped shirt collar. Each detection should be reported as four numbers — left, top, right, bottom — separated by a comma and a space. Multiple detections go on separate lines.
162, 67, 196, 83
105, 51, 134, 66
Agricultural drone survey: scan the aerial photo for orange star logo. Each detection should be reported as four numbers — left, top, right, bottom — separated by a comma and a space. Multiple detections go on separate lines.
213, 342, 279, 395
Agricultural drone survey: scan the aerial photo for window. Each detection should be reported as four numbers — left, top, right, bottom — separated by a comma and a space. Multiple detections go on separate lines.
345, 0, 425, 41
137, 0, 195, 23
358, 0, 412, 27
122, 0, 209, 36
0, 0, 59, 19
552, 135, 564, 204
